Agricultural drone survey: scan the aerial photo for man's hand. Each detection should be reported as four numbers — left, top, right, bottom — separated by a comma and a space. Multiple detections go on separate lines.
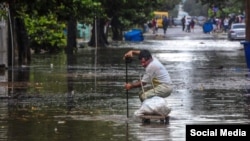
124, 83, 133, 90
123, 50, 141, 60
123, 50, 134, 60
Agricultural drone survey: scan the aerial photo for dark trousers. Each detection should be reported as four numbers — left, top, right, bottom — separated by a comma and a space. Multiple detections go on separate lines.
182, 24, 185, 31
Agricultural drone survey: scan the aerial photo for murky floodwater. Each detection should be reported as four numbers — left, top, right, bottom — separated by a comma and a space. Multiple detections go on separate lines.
1, 27, 250, 141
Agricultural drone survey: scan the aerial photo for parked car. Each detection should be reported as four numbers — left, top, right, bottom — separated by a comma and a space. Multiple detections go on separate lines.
196, 16, 206, 26
227, 23, 246, 40
173, 18, 182, 26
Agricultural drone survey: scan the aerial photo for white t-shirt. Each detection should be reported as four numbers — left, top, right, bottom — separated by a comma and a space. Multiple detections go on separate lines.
141, 57, 172, 86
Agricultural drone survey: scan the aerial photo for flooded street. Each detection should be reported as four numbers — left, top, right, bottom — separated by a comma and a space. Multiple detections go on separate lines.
0, 26, 250, 141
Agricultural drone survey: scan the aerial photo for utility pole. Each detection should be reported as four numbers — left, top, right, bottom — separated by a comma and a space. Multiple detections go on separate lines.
246, 0, 250, 41
241, 0, 250, 78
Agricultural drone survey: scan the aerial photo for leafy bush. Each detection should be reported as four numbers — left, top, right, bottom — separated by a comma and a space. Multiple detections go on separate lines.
24, 13, 67, 53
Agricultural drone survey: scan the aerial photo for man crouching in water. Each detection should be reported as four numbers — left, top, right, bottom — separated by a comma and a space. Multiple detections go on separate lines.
123, 49, 173, 102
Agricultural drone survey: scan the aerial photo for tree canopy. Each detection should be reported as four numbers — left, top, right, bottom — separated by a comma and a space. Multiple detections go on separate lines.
197, 0, 244, 17
0, 0, 181, 53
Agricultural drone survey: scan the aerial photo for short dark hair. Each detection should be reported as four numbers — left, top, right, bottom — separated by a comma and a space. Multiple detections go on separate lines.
138, 50, 152, 61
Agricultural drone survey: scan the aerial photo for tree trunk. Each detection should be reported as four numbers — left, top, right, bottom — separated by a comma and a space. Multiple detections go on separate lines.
7, 4, 15, 67
246, 0, 250, 41
110, 16, 123, 41
66, 17, 77, 54
8, 3, 30, 67
15, 18, 31, 65
88, 17, 109, 47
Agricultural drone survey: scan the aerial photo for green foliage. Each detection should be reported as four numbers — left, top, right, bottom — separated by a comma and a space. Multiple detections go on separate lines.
0, 10, 7, 19
23, 13, 66, 51
208, 8, 222, 18
56, 0, 103, 21
1, 0, 187, 47
0, 2, 8, 19
197, 0, 244, 17
101, 0, 180, 30
158, 0, 181, 11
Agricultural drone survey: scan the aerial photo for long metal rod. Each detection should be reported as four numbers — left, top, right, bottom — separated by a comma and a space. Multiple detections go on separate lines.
94, 15, 97, 93
8, 5, 14, 95
125, 61, 129, 118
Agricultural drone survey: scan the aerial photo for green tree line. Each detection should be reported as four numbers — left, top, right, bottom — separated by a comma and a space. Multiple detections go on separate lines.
0, 0, 181, 59
183, 0, 244, 18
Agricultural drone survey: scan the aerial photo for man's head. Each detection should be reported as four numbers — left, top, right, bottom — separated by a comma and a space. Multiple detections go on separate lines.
138, 50, 152, 68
